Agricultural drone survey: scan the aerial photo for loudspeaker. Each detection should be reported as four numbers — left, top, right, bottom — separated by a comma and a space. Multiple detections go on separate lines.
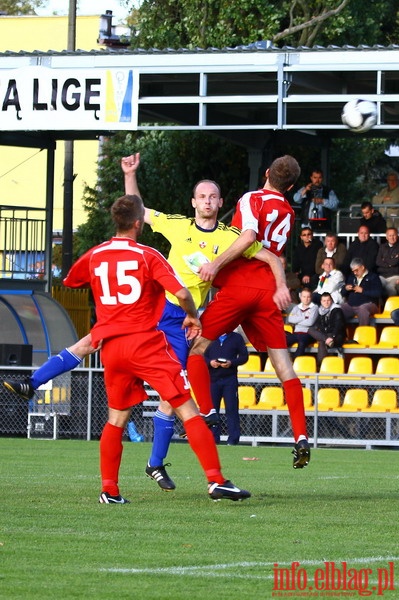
0, 344, 33, 366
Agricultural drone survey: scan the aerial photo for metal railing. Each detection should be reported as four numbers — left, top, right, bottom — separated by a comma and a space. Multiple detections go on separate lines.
0, 205, 47, 281
1, 366, 398, 449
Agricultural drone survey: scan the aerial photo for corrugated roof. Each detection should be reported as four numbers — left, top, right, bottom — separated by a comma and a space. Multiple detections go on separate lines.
0, 43, 398, 56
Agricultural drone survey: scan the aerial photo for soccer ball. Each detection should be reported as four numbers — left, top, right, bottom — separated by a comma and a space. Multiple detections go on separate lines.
341, 99, 378, 133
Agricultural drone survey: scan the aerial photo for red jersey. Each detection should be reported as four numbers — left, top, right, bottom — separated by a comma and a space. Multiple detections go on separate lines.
214, 188, 294, 289
63, 237, 185, 346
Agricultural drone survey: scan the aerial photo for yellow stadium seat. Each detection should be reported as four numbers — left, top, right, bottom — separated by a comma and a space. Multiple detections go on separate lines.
342, 356, 373, 380
374, 357, 399, 379
339, 388, 369, 411
364, 389, 398, 412
370, 326, 399, 349
257, 386, 285, 409
281, 387, 313, 410
343, 326, 377, 348
238, 386, 257, 409
292, 355, 317, 377
319, 356, 345, 378
346, 356, 373, 376
373, 296, 399, 319
284, 324, 293, 333
238, 354, 262, 377
317, 388, 340, 411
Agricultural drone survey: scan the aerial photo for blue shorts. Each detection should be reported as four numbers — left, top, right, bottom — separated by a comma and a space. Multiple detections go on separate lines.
157, 299, 190, 368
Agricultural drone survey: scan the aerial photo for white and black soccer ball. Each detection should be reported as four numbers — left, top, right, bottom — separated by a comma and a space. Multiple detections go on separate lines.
341, 99, 378, 133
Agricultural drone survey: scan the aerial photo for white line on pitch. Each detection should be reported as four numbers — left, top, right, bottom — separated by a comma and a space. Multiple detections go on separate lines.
100, 556, 399, 575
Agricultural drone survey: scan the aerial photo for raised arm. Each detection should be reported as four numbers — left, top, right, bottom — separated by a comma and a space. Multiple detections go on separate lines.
121, 153, 153, 226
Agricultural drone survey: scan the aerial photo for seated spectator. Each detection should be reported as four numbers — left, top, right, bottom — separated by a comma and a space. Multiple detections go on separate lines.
286, 288, 319, 357
279, 254, 301, 309
360, 201, 387, 234
340, 257, 383, 325
292, 227, 323, 289
293, 169, 339, 230
375, 227, 399, 297
373, 171, 399, 227
312, 257, 344, 305
342, 224, 379, 276
308, 292, 346, 367
315, 232, 347, 275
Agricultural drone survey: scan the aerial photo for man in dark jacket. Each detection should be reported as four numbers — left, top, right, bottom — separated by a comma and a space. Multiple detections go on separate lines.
342, 225, 379, 276
307, 292, 346, 366
360, 201, 387, 234
204, 331, 248, 445
375, 227, 399, 296
292, 227, 323, 288
340, 257, 383, 325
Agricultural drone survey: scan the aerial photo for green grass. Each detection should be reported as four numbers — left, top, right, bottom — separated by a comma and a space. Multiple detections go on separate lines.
1, 439, 399, 599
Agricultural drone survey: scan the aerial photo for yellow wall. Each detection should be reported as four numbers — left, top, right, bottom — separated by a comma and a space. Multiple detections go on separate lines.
0, 15, 103, 231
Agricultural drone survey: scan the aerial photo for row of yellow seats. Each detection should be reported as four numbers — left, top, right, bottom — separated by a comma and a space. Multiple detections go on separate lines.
236, 386, 399, 413
239, 355, 399, 378
283, 324, 399, 349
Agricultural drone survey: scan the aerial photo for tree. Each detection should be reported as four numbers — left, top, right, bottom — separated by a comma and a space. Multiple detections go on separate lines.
76, 0, 399, 254
129, 0, 399, 50
75, 130, 249, 255
0, 0, 46, 14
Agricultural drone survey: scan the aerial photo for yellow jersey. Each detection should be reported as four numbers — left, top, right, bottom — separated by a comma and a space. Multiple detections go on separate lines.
149, 210, 261, 308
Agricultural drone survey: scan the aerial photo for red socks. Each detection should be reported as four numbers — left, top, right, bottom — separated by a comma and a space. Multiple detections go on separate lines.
283, 378, 308, 442
100, 422, 124, 496
186, 354, 214, 415
183, 415, 224, 484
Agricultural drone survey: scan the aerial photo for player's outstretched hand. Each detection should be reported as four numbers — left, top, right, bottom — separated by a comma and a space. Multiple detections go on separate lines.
273, 284, 292, 311
182, 316, 202, 340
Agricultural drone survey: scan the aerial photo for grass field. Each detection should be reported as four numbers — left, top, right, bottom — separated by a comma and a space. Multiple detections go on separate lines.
1, 438, 398, 599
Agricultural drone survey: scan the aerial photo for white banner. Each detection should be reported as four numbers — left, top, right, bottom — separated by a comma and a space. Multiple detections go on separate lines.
0, 66, 136, 130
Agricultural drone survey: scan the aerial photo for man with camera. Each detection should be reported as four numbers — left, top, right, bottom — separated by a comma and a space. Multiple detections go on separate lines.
293, 169, 339, 230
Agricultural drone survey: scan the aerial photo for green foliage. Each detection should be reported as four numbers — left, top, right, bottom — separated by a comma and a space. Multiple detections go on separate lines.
0, 0, 45, 14
75, 130, 248, 255
130, 0, 399, 50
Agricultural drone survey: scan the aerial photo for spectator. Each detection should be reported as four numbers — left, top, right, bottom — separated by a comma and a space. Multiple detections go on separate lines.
315, 232, 347, 275
286, 288, 319, 357
204, 331, 248, 446
312, 257, 344, 305
375, 227, 399, 297
342, 225, 380, 276
373, 171, 399, 227
340, 257, 383, 325
292, 227, 323, 289
360, 201, 387, 234
293, 169, 339, 230
308, 292, 346, 366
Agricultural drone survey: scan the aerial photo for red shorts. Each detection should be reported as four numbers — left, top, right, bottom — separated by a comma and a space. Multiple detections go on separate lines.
200, 286, 287, 352
100, 330, 192, 411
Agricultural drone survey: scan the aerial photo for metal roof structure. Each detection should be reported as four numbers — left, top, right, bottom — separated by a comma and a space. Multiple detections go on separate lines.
0, 44, 398, 287
0, 43, 398, 148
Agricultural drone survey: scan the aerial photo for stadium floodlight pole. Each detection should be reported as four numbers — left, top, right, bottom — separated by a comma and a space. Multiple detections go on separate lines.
62, 0, 77, 279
